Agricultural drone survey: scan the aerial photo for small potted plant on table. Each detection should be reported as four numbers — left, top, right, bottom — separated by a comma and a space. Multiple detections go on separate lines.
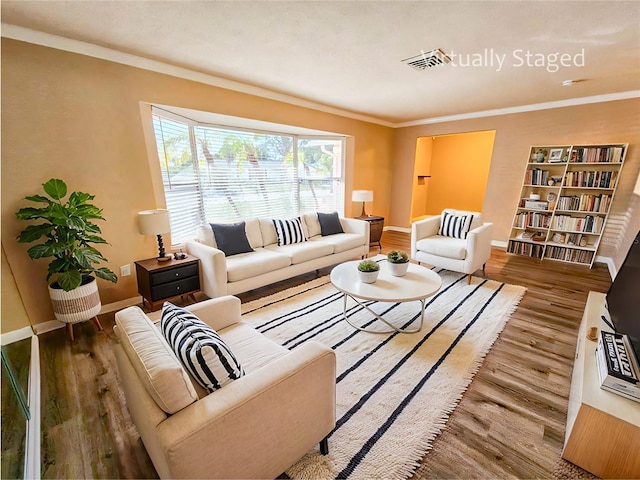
387, 250, 410, 276
357, 259, 380, 283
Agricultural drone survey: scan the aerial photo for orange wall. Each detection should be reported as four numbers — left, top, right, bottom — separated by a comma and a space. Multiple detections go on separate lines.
1, 39, 394, 329
410, 136, 433, 220
390, 98, 640, 269
423, 131, 495, 215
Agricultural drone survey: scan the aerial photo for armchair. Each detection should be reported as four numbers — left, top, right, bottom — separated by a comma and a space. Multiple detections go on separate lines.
113, 296, 336, 479
411, 209, 493, 284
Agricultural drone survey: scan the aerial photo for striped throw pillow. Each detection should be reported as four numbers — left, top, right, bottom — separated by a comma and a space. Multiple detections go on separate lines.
160, 303, 245, 392
439, 211, 474, 239
272, 217, 307, 246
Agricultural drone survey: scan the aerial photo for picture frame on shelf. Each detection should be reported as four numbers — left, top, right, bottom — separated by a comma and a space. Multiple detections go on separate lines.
549, 148, 564, 163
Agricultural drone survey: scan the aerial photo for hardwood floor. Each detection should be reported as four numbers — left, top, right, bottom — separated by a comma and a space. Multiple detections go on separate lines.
34, 230, 611, 479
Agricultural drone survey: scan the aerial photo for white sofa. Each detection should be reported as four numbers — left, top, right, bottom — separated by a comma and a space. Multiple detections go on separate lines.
411, 209, 493, 284
113, 295, 337, 479
186, 213, 370, 298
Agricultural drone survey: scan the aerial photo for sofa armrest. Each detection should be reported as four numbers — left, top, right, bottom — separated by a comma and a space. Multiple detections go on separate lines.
341, 217, 369, 241
185, 241, 227, 298
156, 341, 336, 479
465, 222, 494, 270
411, 216, 441, 258
183, 296, 241, 331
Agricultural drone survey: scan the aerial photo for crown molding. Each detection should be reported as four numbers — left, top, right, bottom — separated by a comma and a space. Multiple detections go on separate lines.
1, 23, 394, 127
3, 23, 638, 129
396, 91, 640, 128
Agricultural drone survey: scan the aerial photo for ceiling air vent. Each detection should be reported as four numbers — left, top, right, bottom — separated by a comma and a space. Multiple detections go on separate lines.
402, 48, 451, 70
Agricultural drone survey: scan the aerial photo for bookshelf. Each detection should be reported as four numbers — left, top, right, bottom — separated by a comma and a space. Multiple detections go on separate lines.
507, 144, 627, 267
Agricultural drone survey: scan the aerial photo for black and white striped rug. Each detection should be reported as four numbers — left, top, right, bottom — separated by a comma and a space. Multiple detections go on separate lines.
241, 266, 526, 479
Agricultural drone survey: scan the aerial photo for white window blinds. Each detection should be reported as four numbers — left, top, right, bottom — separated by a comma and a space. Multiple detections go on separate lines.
152, 113, 345, 243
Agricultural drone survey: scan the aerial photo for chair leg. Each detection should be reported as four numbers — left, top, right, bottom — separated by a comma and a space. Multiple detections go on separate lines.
482, 263, 486, 276
319, 437, 329, 455
467, 274, 472, 285
66, 323, 75, 341
92, 316, 103, 331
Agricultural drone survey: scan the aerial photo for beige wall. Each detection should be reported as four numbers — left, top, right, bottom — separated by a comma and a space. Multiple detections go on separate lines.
1, 39, 394, 328
1, 248, 32, 335
391, 99, 640, 269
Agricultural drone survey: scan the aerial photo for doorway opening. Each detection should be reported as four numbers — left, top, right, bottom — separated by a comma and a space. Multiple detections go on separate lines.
410, 130, 495, 222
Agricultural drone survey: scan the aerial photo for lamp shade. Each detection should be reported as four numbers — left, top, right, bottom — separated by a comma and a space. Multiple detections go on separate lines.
137, 209, 171, 235
352, 190, 373, 203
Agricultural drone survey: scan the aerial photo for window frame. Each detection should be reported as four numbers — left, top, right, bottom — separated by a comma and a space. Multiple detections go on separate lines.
151, 108, 346, 243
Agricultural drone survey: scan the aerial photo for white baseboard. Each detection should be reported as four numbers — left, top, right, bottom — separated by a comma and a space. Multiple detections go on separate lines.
24, 296, 143, 337
492, 240, 508, 249
0, 326, 35, 346
595, 255, 615, 279
99, 296, 142, 314
383, 225, 411, 234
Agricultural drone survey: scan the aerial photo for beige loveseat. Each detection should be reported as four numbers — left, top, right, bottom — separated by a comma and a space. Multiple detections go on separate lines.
186, 213, 369, 298
113, 296, 336, 479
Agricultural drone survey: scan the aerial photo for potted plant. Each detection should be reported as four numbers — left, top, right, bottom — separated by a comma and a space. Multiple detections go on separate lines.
357, 259, 380, 283
15, 178, 117, 336
387, 250, 410, 276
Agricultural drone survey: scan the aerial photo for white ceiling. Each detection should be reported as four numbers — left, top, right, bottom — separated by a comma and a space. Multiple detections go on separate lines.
2, 1, 639, 125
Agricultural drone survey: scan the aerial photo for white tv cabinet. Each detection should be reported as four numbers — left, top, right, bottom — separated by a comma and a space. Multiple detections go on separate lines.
562, 291, 640, 478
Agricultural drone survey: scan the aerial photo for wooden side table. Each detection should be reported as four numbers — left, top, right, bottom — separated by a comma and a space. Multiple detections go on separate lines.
135, 255, 201, 311
357, 215, 384, 248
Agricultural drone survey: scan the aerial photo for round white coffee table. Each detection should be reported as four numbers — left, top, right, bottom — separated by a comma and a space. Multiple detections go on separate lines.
330, 259, 442, 334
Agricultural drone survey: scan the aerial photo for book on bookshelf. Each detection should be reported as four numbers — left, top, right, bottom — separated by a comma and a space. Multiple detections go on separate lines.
508, 143, 627, 267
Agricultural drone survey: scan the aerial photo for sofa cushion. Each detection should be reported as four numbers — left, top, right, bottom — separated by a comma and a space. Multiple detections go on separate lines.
317, 211, 345, 236
210, 221, 255, 256
161, 303, 245, 392
272, 217, 307, 246
416, 235, 467, 260
114, 306, 198, 414
302, 213, 321, 238
310, 233, 364, 254
226, 248, 292, 282
439, 211, 474, 239
265, 240, 334, 264
219, 322, 289, 373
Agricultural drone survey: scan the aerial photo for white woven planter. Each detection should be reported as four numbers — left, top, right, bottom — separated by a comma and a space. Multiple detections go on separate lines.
48, 276, 101, 324
388, 262, 409, 277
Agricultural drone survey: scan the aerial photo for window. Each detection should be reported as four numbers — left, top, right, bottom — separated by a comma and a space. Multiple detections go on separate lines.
152, 111, 345, 243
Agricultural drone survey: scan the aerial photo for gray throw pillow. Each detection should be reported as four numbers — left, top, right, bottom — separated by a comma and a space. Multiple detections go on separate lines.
317, 211, 344, 236
209, 221, 254, 256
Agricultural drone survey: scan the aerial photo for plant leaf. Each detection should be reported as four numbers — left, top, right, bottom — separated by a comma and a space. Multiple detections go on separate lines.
26, 244, 58, 260
95, 267, 118, 284
57, 270, 82, 291
16, 224, 54, 243
24, 195, 50, 203
68, 191, 93, 207
43, 179, 67, 200
15, 207, 49, 221
75, 247, 106, 267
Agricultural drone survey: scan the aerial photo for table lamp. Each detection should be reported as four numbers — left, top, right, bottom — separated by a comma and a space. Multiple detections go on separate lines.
352, 190, 373, 217
138, 209, 172, 262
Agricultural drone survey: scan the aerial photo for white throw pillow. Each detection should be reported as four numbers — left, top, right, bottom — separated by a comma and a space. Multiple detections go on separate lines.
439, 211, 474, 239
161, 303, 245, 392
272, 217, 307, 246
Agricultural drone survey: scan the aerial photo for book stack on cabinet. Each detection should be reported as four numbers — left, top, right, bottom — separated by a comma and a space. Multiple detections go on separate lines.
507, 144, 628, 267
